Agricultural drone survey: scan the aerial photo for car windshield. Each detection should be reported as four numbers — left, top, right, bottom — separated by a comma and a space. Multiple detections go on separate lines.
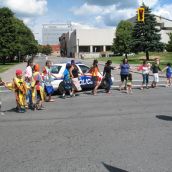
51, 65, 62, 74
78, 65, 90, 74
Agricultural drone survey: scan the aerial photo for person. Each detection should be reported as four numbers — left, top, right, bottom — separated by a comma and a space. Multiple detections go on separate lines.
137, 60, 150, 89
89, 59, 102, 95
103, 60, 115, 94
25, 59, 33, 79
25, 76, 35, 110
25, 59, 34, 109
69, 60, 82, 96
151, 58, 161, 88
42, 60, 55, 102
162, 63, 172, 87
4, 69, 27, 113
33, 64, 45, 110
119, 58, 130, 91
126, 73, 133, 94
61, 63, 72, 99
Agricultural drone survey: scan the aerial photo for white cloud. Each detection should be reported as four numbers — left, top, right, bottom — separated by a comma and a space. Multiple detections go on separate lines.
71, 3, 135, 27
1, 0, 47, 16
71, 3, 102, 16
71, 22, 96, 29
95, 15, 103, 23
139, 0, 159, 7
154, 4, 172, 20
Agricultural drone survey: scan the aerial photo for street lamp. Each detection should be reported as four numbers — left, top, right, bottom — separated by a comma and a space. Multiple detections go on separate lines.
18, 51, 21, 63
77, 38, 80, 58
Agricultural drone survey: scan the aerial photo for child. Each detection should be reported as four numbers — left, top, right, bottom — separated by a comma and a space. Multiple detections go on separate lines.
126, 73, 133, 94
4, 69, 27, 113
33, 64, 45, 110
162, 63, 172, 87
137, 60, 150, 89
103, 60, 115, 94
25, 76, 35, 110
61, 63, 72, 99
151, 58, 161, 88
89, 59, 102, 95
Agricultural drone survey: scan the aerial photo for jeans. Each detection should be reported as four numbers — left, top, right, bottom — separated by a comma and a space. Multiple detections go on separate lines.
142, 74, 149, 85
105, 77, 113, 92
26, 90, 32, 106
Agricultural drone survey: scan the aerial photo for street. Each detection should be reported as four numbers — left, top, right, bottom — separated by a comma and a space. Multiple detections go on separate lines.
0, 56, 172, 172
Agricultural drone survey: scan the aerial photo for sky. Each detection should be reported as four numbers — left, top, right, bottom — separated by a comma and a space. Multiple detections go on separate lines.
0, 0, 172, 43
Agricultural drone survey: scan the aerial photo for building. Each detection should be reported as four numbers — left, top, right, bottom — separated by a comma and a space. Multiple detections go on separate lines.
59, 29, 115, 58
42, 23, 73, 55
128, 15, 172, 44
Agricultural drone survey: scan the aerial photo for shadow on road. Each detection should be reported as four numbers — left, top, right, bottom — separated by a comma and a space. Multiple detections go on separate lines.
102, 162, 129, 172
4, 108, 17, 113
156, 115, 172, 121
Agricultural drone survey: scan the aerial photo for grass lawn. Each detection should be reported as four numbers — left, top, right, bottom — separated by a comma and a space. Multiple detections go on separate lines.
0, 62, 19, 73
99, 52, 172, 67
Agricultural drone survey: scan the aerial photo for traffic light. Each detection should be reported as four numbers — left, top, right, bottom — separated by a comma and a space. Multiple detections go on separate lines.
138, 8, 145, 22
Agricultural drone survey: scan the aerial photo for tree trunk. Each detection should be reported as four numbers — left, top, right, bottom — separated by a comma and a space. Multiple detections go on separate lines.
2, 56, 6, 65
125, 53, 128, 59
146, 51, 149, 61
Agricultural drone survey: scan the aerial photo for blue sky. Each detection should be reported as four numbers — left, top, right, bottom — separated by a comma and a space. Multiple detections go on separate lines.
0, 0, 172, 43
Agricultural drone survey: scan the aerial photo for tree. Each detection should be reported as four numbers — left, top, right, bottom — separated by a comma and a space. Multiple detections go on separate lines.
112, 20, 133, 58
166, 33, 172, 52
0, 8, 16, 64
13, 18, 38, 60
42, 45, 52, 55
0, 7, 38, 63
132, 4, 164, 60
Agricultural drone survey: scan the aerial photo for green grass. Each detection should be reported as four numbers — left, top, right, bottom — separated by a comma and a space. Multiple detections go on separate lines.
99, 52, 172, 67
0, 62, 19, 73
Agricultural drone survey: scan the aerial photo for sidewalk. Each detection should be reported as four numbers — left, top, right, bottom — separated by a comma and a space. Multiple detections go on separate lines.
0, 62, 27, 82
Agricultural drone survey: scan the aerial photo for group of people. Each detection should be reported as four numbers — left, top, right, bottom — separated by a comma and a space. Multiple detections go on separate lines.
0, 57, 171, 113
0, 59, 83, 113
91, 57, 172, 94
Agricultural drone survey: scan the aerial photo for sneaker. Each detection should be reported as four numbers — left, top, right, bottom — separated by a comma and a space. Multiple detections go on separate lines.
17, 109, 25, 113
37, 107, 45, 110
61, 95, 66, 99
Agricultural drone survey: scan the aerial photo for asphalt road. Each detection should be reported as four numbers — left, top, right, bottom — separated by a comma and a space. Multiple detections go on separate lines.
0, 56, 172, 172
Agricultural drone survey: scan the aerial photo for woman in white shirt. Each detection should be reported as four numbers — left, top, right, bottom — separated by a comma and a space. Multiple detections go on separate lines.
138, 60, 151, 89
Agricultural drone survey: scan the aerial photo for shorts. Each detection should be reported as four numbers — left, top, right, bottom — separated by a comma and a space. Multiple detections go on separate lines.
120, 74, 128, 82
153, 73, 159, 83
166, 73, 172, 79
127, 82, 132, 86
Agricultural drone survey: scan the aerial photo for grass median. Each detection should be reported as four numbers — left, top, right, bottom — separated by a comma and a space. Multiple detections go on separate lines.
99, 52, 172, 67
0, 62, 19, 73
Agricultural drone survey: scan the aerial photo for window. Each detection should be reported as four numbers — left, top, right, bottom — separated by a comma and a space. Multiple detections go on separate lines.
51, 65, 62, 74
78, 65, 90, 74
93, 46, 103, 52
79, 46, 90, 52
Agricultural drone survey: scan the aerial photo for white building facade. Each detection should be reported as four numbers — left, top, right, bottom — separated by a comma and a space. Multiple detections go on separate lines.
60, 29, 115, 58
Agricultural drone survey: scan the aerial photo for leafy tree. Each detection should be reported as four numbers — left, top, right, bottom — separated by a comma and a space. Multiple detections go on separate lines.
38, 44, 43, 53
0, 8, 16, 64
112, 20, 133, 58
42, 45, 52, 55
0, 7, 38, 63
13, 18, 38, 61
166, 33, 172, 52
132, 4, 164, 60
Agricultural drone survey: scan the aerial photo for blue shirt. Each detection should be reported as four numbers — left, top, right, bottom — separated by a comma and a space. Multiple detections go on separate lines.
166, 66, 172, 75
63, 69, 70, 81
120, 64, 130, 75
